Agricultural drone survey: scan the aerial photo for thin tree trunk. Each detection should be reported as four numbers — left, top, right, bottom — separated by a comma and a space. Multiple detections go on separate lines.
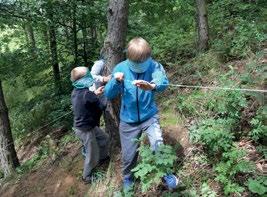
82, 26, 89, 67
72, 1, 78, 66
23, 24, 30, 47
0, 81, 20, 177
23, 22, 36, 56
89, 25, 97, 61
196, 0, 209, 51
81, 1, 89, 67
26, 23, 36, 53
64, 23, 71, 52
42, 27, 50, 55
103, 0, 128, 146
47, 5, 62, 95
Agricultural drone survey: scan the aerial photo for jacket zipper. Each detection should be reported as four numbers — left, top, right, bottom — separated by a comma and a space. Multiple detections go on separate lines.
136, 73, 140, 123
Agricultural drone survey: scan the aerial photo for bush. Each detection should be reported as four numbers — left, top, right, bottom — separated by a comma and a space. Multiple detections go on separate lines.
209, 0, 266, 59
250, 107, 267, 143
132, 137, 177, 192
247, 176, 267, 196
176, 69, 247, 120
200, 182, 217, 197
177, 91, 209, 118
190, 118, 235, 155
214, 147, 255, 196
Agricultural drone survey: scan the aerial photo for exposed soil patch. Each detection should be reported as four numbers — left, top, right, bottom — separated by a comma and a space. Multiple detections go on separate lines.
0, 142, 88, 197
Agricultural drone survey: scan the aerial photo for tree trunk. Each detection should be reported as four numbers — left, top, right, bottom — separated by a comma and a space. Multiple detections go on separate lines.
42, 28, 50, 55
26, 23, 36, 54
81, 0, 89, 67
82, 26, 89, 67
72, 1, 78, 66
0, 81, 20, 177
103, 0, 128, 146
23, 24, 30, 47
89, 25, 97, 62
196, 0, 209, 51
23, 22, 36, 56
47, 4, 62, 95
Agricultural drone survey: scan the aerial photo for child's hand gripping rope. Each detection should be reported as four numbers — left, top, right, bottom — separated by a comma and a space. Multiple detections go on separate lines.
114, 72, 124, 82
132, 80, 156, 90
114, 72, 156, 91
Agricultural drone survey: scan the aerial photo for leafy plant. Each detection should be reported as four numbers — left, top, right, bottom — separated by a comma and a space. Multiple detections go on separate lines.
177, 91, 209, 118
132, 137, 177, 192
200, 182, 217, 197
205, 88, 247, 120
250, 107, 267, 142
256, 145, 267, 159
214, 147, 255, 196
190, 118, 235, 155
247, 176, 267, 196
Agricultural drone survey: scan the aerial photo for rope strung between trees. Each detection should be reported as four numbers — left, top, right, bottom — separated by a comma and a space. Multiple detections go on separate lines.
123, 79, 267, 93
167, 83, 267, 93
3, 79, 265, 148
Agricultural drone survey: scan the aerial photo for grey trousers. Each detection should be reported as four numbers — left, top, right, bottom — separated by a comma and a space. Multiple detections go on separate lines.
119, 114, 163, 179
75, 126, 109, 180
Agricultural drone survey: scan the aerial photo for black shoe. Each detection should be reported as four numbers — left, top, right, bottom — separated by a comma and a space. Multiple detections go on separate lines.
82, 176, 94, 185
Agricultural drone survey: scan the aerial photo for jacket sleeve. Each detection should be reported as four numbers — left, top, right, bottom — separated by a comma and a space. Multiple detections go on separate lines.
151, 61, 169, 92
104, 66, 123, 99
91, 60, 105, 83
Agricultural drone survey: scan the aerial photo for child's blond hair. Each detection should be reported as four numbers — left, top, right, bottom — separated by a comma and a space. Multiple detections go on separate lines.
127, 37, 151, 62
71, 66, 88, 81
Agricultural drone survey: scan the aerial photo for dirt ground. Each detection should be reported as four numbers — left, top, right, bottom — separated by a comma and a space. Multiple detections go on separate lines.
0, 142, 88, 197
0, 125, 190, 197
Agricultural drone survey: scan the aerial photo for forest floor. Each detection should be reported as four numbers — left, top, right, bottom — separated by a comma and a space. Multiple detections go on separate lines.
0, 123, 191, 197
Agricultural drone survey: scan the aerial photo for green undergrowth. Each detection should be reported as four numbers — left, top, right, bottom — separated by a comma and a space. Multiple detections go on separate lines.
132, 134, 177, 192
156, 50, 266, 196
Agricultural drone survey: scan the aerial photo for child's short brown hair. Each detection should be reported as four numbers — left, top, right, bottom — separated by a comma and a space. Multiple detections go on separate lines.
71, 66, 88, 81
127, 37, 151, 62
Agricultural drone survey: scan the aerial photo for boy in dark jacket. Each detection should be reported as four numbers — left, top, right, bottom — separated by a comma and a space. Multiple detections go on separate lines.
71, 66, 109, 184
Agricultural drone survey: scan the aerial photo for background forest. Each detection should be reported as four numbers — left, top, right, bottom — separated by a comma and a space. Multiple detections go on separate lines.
0, 0, 266, 196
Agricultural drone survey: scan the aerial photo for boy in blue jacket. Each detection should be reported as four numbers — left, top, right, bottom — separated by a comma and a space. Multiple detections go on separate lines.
104, 37, 179, 190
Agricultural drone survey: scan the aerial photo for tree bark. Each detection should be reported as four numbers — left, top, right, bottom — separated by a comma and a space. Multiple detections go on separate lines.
81, 0, 89, 67
26, 23, 36, 54
23, 24, 30, 47
103, 0, 128, 146
196, 0, 209, 51
89, 25, 97, 61
47, 4, 62, 95
72, 1, 78, 66
0, 81, 20, 177
82, 25, 89, 67
42, 27, 50, 55
23, 22, 36, 56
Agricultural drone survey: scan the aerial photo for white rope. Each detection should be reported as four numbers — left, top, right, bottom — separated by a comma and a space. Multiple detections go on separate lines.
123, 79, 266, 93
1, 111, 72, 150
167, 84, 267, 93
32, 111, 72, 133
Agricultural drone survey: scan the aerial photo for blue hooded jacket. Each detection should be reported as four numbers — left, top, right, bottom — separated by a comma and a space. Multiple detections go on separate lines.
104, 58, 169, 123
